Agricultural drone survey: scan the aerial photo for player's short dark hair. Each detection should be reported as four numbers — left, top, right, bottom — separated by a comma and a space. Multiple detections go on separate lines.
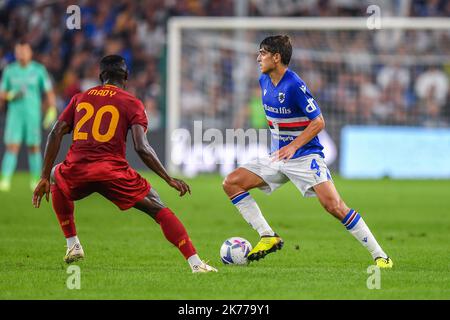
260, 35, 292, 66
14, 39, 32, 49
15, 39, 30, 46
99, 55, 128, 83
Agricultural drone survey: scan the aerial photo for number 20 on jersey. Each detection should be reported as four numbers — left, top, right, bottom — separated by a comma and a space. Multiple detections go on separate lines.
73, 102, 119, 143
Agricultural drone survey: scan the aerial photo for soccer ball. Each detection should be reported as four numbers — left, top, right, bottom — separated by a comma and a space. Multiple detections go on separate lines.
220, 237, 252, 265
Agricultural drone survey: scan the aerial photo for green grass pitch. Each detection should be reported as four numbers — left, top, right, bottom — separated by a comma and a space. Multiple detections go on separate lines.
0, 172, 449, 299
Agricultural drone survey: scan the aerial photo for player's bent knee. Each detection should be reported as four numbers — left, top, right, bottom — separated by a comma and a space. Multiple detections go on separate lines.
6, 145, 19, 153
133, 189, 166, 220
222, 171, 244, 194
29, 145, 40, 153
222, 173, 234, 188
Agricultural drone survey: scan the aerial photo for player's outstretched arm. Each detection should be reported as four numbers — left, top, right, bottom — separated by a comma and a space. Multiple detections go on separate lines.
32, 120, 71, 208
131, 124, 190, 197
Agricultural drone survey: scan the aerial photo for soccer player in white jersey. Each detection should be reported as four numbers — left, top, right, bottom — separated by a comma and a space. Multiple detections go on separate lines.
222, 35, 393, 268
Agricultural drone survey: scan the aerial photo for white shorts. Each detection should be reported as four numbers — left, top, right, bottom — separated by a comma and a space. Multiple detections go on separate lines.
241, 153, 332, 197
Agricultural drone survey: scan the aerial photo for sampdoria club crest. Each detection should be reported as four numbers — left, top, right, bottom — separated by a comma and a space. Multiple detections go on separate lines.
278, 92, 285, 103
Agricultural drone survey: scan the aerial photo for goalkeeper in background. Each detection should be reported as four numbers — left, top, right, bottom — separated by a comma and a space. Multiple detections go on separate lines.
0, 41, 57, 191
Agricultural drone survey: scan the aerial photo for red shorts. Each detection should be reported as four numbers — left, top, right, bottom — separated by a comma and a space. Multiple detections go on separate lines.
54, 164, 151, 210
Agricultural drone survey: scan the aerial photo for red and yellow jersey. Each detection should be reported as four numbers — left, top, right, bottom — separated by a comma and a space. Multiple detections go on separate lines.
58, 84, 148, 181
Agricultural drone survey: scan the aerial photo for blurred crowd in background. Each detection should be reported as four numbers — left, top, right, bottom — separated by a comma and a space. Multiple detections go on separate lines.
180, 27, 450, 133
285, 29, 450, 128
0, 0, 449, 133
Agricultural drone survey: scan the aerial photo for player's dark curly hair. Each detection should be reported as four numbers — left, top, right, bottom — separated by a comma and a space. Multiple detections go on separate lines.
260, 35, 292, 66
99, 55, 128, 83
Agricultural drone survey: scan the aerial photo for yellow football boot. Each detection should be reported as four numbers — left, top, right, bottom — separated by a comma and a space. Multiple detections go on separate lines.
375, 256, 393, 269
247, 234, 284, 261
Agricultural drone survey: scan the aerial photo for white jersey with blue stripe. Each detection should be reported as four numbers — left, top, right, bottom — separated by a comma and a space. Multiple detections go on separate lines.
259, 68, 324, 159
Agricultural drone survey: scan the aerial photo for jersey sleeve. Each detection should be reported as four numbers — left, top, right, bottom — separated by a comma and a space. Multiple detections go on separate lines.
292, 83, 321, 120
58, 95, 78, 131
128, 99, 148, 132
38, 65, 53, 92
0, 67, 10, 92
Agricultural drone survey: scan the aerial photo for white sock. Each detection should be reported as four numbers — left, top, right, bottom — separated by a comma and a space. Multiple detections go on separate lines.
231, 191, 274, 237
187, 254, 202, 270
342, 209, 387, 260
66, 236, 80, 248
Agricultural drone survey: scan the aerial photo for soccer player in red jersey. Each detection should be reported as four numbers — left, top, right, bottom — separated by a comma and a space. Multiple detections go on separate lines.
32, 55, 217, 273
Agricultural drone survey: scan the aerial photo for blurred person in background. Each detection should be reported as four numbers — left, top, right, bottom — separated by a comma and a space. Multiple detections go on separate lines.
233, 85, 267, 130
0, 41, 56, 191
415, 66, 449, 127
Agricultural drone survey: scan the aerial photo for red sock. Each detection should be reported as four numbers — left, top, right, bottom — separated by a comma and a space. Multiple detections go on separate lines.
155, 208, 197, 259
51, 184, 76, 238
